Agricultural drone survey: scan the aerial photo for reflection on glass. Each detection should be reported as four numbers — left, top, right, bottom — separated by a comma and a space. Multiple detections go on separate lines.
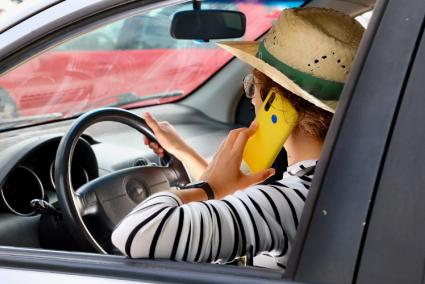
0, 1, 306, 128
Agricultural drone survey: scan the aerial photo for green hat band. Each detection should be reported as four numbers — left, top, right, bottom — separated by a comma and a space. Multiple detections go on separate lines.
257, 41, 343, 101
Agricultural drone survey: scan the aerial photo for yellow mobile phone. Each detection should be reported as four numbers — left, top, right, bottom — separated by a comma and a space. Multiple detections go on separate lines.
242, 87, 298, 172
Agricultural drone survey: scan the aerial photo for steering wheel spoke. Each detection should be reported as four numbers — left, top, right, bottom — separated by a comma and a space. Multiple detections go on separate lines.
74, 188, 98, 217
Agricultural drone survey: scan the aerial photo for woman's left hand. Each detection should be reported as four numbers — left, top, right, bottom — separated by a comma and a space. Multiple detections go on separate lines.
200, 123, 275, 199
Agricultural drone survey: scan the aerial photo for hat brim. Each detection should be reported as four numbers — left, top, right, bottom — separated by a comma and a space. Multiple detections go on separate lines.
217, 41, 337, 113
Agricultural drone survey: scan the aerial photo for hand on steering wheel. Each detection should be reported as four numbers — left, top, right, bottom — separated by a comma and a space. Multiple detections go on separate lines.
143, 112, 189, 159
54, 107, 190, 254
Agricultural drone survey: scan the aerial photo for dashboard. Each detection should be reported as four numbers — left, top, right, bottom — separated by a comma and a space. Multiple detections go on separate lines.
0, 104, 232, 249
0, 135, 98, 216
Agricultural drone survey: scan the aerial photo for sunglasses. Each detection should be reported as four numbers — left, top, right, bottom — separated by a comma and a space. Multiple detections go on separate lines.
244, 74, 293, 102
243, 74, 258, 99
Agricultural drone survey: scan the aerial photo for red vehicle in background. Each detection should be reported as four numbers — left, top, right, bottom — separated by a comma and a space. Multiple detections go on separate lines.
0, 2, 282, 119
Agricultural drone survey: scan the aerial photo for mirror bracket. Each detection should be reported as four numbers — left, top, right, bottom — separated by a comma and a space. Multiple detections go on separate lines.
193, 0, 201, 10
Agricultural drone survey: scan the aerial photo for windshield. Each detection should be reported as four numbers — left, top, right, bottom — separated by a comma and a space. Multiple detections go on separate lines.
0, 0, 306, 130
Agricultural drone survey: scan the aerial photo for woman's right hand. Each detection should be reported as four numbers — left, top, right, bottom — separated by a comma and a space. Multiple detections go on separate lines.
143, 112, 189, 159
200, 123, 274, 199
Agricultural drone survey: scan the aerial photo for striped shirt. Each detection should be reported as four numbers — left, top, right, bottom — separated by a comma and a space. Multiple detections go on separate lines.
111, 159, 316, 270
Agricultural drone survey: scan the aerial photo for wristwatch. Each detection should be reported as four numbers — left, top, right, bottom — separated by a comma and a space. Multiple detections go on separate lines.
179, 181, 215, 200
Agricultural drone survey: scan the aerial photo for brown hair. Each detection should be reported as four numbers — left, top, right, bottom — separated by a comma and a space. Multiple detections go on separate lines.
252, 69, 333, 141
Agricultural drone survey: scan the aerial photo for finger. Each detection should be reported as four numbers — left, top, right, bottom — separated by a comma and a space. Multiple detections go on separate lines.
240, 168, 275, 188
249, 120, 258, 130
144, 137, 150, 145
144, 112, 160, 133
149, 142, 159, 150
232, 128, 255, 160
210, 139, 227, 163
215, 128, 250, 165
225, 128, 246, 149
217, 137, 227, 152
247, 121, 258, 135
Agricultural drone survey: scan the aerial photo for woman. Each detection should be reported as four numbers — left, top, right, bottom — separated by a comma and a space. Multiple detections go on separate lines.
112, 7, 364, 270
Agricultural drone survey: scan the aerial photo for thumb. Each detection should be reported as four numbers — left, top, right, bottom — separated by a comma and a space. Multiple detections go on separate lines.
240, 168, 275, 188
144, 112, 160, 133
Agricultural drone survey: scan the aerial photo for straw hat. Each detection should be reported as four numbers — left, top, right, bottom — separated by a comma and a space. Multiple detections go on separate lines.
218, 7, 365, 113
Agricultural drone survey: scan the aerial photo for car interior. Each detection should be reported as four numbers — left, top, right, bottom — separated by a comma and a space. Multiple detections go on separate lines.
0, 0, 376, 278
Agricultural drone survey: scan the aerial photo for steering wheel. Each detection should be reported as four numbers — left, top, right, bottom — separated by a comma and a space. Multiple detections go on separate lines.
54, 108, 190, 253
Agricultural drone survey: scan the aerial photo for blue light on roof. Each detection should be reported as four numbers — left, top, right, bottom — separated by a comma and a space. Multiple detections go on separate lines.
204, 0, 306, 8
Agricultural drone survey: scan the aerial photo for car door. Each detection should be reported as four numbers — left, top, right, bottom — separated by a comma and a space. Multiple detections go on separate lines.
1, 0, 417, 283
354, 4, 425, 283
285, 0, 425, 283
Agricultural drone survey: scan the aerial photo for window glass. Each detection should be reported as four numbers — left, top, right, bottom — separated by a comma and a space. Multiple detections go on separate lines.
0, 1, 306, 126
55, 20, 126, 51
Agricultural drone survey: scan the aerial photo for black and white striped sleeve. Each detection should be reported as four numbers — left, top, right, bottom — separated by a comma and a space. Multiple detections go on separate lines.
111, 182, 307, 263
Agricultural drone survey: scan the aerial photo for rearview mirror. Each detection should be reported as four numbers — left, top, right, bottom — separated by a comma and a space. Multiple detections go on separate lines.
170, 10, 246, 40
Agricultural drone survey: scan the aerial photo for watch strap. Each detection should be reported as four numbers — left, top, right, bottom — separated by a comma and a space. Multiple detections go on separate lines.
179, 181, 215, 200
